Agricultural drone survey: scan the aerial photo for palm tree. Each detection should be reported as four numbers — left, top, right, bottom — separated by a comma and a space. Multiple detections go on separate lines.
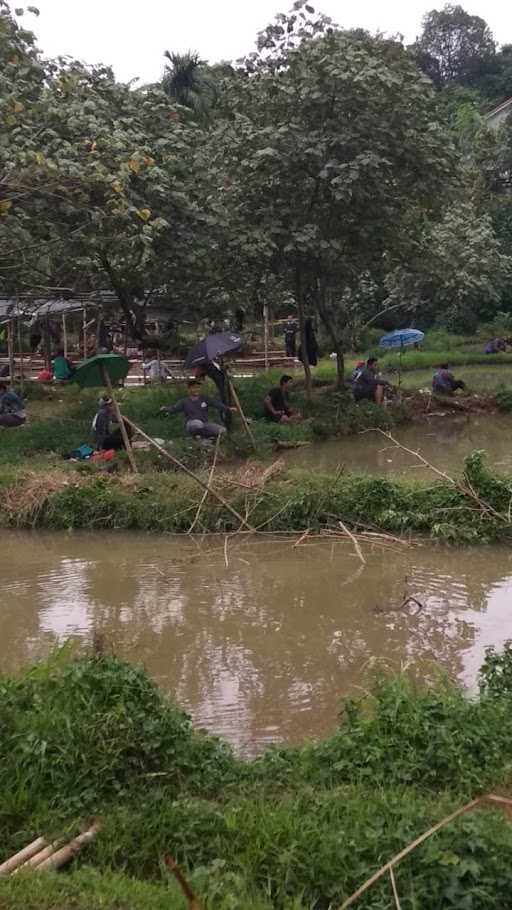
162, 51, 216, 120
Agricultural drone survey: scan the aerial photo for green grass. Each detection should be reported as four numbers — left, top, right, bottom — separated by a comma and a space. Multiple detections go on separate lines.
3, 648, 512, 907
2, 450, 512, 543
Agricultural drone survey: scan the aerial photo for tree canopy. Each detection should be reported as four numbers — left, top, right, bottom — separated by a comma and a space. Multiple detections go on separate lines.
0, 0, 511, 362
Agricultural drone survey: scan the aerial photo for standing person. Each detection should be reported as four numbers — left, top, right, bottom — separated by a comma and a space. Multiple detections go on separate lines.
0, 382, 26, 427
160, 380, 233, 440
432, 364, 466, 395
283, 315, 298, 358
52, 349, 76, 382
194, 361, 233, 430
298, 317, 318, 367
264, 374, 301, 423
143, 353, 171, 384
93, 397, 132, 451
353, 357, 388, 405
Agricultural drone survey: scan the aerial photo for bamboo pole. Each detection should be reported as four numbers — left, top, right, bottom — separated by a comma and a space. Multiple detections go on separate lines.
263, 304, 270, 373
121, 415, 256, 531
0, 838, 47, 876
82, 307, 87, 359
19, 840, 61, 870
62, 313, 68, 359
36, 823, 100, 871
16, 314, 24, 393
228, 378, 256, 448
7, 319, 15, 385
100, 365, 137, 473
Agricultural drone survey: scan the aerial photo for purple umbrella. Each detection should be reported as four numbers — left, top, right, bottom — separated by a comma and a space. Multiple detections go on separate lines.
184, 332, 242, 368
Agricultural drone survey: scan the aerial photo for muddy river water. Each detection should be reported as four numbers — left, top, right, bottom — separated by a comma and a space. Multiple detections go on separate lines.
2, 527, 512, 754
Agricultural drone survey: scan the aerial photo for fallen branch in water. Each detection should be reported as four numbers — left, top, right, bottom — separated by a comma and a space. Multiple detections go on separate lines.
365, 429, 510, 525
338, 519, 366, 565
293, 528, 310, 547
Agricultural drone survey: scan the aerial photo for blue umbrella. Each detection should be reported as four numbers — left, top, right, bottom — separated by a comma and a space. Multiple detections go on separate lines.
379, 329, 424, 349
379, 329, 424, 387
184, 332, 242, 368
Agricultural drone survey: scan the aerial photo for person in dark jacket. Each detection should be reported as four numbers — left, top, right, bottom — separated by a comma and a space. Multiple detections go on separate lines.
0, 382, 26, 427
353, 358, 387, 405
283, 316, 298, 358
264, 374, 301, 423
298, 317, 318, 367
160, 380, 234, 439
93, 397, 132, 450
432, 364, 466, 395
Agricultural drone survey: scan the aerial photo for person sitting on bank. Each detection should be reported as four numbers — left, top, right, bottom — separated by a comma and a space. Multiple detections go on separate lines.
352, 357, 387, 405
485, 337, 507, 354
432, 363, 466, 396
52, 349, 76, 383
93, 396, 132, 451
0, 382, 26, 428
160, 380, 234, 439
264, 374, 301, 423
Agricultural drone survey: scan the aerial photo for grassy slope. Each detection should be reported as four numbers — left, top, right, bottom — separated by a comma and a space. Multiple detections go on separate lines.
2, 651, 512, 908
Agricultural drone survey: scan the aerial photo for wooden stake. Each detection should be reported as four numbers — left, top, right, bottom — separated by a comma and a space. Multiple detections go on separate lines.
82, 307, 87, 359
0, 838, 46, 876
100, 365, 137, 473
7, 319, 15, 385
263, 303, 270, 373
228, 378, 256, 448
121, 415, 256, 531
17, 314, 24, 393
62, 313, 68, 359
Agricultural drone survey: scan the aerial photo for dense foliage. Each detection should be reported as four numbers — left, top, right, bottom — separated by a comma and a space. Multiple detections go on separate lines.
2, 649, 512, 907
1, 0, 511, 368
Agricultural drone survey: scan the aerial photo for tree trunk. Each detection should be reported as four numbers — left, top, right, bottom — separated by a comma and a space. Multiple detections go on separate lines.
295, 266, 312, 401
316, 284, 346, 390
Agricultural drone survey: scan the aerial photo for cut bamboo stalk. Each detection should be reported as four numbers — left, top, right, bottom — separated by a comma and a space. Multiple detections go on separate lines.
0, 837, 46, 876
18, 840, 61, 870
121, 415, 256, 532
36, 823, 101, 871
7, 319, 15, 385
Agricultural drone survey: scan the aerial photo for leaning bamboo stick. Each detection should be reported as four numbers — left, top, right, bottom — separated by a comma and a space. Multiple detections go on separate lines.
100, 365, 137, 474
36, 823, 101, 871
121, 416, 256, 532
337, 797, 483, 909
0, 838, 46, 876
228, 378, 256, 448
188, 435, 221, 534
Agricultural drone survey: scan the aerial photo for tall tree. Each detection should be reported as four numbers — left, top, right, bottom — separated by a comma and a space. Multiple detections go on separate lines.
215, 3, 455, 391
416, 4, 496, 86
162, 51, 217, 121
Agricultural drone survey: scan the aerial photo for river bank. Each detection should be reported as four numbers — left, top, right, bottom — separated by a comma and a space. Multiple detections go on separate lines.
1, 649, 512, 908
2, 368, 512, 540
